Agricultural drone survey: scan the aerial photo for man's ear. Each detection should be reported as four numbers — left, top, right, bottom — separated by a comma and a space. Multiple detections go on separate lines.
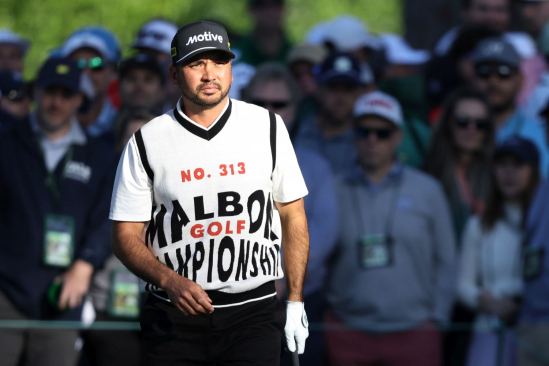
168, 65, 179, 86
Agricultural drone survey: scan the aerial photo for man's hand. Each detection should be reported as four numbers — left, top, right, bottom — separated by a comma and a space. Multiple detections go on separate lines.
58, 259, 94, 310
164, 272, 214, 316
285, 301, 309, 354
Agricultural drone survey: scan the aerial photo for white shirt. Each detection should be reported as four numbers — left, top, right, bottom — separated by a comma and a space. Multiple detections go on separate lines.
110, 98, 308, 295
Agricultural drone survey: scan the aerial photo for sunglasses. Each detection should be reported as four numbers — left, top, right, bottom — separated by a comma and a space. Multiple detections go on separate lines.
76, 57, 105, 71
475, 64, 517, 79
354, 127, 395, 140
251, 99, 291, 109
454, 115, 490, 130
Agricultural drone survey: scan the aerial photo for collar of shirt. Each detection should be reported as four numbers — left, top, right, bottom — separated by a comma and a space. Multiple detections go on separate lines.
176, 97, 230, 131
87, 98, 118, 137
347, 160, 404, 192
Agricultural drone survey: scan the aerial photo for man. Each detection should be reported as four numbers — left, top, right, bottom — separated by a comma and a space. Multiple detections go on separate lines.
0, 28, 30, 73
293, 52, 366, 176
61, 26, 120, 138
232, 0, 291, 66
520, 0, 549, 37
472, 37, 549, 174
435, 0, 510, 56
325, 91, 456, 366
244, 63, 338, 366
520, 103, 549, 366
118, 53, 165, 114
110, 21, 310, 365
0, 70, 31, 133
0, 57, 115, 366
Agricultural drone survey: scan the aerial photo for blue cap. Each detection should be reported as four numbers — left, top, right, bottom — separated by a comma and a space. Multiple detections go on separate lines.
472, 38, 521, 68
37, 57, 82, 94
315, 52, 363, 86
494, 136, 539, 164
62, 26, 121, 63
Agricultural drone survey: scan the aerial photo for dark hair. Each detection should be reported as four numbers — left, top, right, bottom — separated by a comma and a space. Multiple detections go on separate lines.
424, 88, 495, 211
243, 62, 300, 102
114, 108, 155, 151
481, 155, 540, 230
448, 25, 502, 62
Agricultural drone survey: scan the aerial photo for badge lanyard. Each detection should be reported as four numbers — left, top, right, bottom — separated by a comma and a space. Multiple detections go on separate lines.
351, 171, 405, 239
38, 140, 74, 209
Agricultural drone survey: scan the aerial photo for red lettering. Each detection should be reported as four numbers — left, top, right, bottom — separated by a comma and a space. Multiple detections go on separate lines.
207, 222, 222, 236
181, 170, 191, 182
194, 168, 205, 180
237, 220, 246, 234
191, 224, 204, 238
226, 221, 233, 234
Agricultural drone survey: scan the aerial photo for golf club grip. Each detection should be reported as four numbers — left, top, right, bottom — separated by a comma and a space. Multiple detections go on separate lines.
292, 350, 300, 366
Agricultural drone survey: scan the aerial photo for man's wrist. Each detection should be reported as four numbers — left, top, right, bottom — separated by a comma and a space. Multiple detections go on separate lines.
287, 293, 303, 302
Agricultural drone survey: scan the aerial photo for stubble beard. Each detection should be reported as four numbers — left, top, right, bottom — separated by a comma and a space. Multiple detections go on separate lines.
181, 82, 231, 108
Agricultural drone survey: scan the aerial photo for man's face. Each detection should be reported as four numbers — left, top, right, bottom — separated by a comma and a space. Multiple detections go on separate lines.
317, 82, 360, 125
354, 115, 402, 171
0, 44, 24, 73
474, 62, 522, 112
249, 80, 296, 127
36, 86, 83, 132
250, 0, 284, 31
120, 67, 164, 110
465, 0, 510, 32
69, 48, 115, 99
169, 51, 233, 108
521, 2, 549, 35
290, 61, 317, 97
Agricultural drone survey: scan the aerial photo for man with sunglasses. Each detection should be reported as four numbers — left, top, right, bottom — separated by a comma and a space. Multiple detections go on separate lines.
0, 57, 115, 366
472, 37, 549, 174
110, 21, 310, 365
61, 27, 121, 138
324, 90, 456, 366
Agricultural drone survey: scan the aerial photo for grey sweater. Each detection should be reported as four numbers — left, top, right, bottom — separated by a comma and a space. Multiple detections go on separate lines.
327, 164, 457, 332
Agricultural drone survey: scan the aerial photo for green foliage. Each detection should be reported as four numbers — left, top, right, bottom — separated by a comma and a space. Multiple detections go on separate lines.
1, 0, 401, 79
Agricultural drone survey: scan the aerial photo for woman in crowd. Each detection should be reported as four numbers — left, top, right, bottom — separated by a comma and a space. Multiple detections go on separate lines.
424, 88, 495, 243
458, 136, 540, 366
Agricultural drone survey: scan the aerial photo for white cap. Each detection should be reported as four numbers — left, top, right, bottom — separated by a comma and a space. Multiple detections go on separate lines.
304, 21, 332, 45
379, 33, 430, 65
324, 15, 379, 52
132, 20, 178, 55
62, 33, 113, 61
0, 28, 30, 55
354, 91, 403, 127
504, 31, 537, 59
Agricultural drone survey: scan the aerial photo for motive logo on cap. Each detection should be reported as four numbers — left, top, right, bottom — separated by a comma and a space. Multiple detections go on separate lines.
185, 31, 224, 46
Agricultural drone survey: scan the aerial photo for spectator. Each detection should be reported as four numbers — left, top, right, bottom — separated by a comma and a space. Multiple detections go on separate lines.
424, 88, 496, 366
80, 109, 154, 366
131, 19, 179, 112
0, 70, 31, 133
472, 37, 549, 174
524, 24, 549, 123
520, 0, 549, 37
325, 91, 456, 366
458, 136, 540, 366
244, 63, 338, 366
293, 52, 366, 176
118, 53, 165, 114
519, 100, 549, 366
232, 0, 291, 66
377, 33, 432, 168
61, 26, 121, 138
435, 0, 510, 56
0, 28, 30, 73
425, 88, 494, 242
0, 57, 115, 366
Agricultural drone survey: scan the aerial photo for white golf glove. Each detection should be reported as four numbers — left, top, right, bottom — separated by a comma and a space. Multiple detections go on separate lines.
285, 301, 309, 354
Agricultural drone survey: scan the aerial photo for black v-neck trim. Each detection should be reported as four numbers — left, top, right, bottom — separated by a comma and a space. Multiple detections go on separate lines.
173, 99, 232, 141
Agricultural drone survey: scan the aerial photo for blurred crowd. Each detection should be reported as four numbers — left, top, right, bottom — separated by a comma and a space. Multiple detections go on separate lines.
2, 0, 549, 365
